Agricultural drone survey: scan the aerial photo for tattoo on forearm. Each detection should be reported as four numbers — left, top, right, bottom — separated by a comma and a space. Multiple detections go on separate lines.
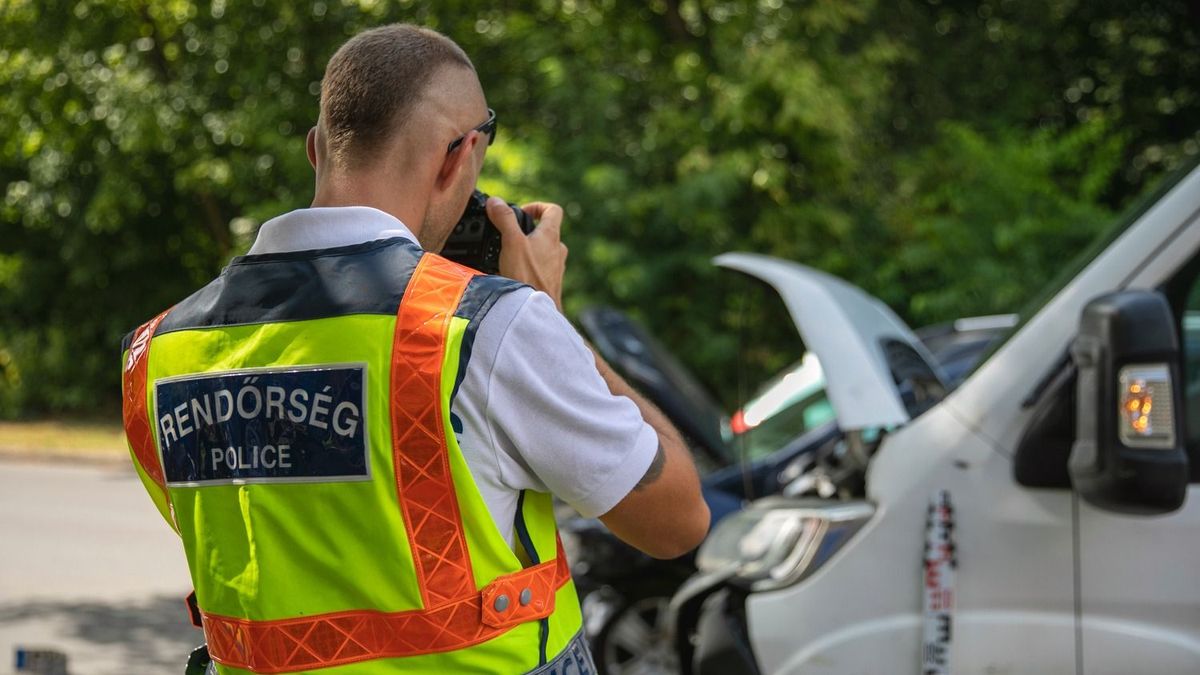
634, 443, 666, 491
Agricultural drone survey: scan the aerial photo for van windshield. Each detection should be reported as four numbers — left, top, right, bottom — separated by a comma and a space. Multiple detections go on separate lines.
968, 157, 1200, 374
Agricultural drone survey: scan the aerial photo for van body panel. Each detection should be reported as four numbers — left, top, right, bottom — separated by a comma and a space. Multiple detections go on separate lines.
768, 612, 1080, 675
748, 406, 1077, 673
1076, 493, 1200, 672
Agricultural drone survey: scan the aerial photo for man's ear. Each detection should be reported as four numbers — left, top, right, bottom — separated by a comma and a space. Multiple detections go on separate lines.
306, 126, 319, 169
433, 132, 479, 194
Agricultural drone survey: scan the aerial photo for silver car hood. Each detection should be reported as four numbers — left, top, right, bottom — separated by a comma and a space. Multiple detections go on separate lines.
715, 252, 946, 430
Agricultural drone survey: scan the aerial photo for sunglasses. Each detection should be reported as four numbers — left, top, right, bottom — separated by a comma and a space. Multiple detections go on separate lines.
446, 108, 497, 154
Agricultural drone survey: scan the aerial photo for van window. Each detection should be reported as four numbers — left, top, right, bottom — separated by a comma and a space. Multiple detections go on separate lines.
1013, 364, 1075, 489
880, 339, 946, 418
1180, 288, 1200, 463
1164, 249, 1200, 483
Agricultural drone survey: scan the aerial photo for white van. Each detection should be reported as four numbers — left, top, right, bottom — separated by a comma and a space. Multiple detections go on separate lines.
670, 161, 1200, 675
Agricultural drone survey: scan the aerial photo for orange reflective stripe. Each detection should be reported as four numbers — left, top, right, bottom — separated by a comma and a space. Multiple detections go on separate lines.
390, 254, 479, 608
481, 550, 566, 629
201, 561, 569, 673
122, 310, 173, 512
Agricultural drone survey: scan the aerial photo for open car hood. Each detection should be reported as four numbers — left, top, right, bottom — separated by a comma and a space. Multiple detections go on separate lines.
715, 253, 948, 431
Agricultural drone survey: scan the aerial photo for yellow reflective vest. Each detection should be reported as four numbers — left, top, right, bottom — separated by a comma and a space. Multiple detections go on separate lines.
121, 238, 585, 673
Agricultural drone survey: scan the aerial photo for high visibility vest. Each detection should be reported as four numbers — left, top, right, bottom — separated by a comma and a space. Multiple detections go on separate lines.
121, 238, 586, 673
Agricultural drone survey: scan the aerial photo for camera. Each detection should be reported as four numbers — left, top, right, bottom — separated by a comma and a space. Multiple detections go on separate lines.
442, 189, 535, 275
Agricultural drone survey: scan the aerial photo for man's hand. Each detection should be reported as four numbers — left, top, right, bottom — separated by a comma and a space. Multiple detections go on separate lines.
487, 197, 567, 310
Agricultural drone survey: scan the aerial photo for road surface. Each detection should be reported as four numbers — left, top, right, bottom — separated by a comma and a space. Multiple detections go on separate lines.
0, 460, 196, 674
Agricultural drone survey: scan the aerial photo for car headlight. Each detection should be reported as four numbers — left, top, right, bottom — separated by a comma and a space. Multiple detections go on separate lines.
696, 497, 874, 591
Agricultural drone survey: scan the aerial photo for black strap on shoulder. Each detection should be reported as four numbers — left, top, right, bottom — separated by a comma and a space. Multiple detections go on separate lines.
184, 590, 203, 628
154, 237, 423, 337
513, 490, 551, 667
449, 273, 528, 403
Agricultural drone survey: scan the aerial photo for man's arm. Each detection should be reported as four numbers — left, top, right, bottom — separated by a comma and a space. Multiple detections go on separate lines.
589, 346, 710, 559
487, 197, 710, 559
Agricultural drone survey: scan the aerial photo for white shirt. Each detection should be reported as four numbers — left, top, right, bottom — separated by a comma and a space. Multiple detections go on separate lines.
249, 207, 659, 548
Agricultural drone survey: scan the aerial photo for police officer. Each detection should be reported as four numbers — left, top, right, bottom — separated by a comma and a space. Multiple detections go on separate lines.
121, 23, 709, 674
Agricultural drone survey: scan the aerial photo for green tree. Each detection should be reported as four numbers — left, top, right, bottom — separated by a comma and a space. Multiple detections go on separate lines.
1, 0, 1197, 417
873, 119, 1124, 324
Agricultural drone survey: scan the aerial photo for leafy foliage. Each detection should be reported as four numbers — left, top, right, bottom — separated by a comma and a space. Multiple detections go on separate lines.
1, 0, 1197, 416
873, 118, 1125, 324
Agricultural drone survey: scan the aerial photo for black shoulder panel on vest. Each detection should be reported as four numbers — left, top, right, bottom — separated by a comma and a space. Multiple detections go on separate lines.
450, 273, 529, 402
455, 273, 528, 322
155, 238, 423, 336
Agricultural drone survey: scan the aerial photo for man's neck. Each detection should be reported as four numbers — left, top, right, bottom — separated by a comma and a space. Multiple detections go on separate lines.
311, 175, 428, 244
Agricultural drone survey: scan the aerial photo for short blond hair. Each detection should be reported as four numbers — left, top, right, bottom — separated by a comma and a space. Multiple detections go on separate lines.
319, 24, 473, 168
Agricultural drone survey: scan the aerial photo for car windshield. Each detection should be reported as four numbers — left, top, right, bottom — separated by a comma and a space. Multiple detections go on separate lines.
727, 352, 836, 462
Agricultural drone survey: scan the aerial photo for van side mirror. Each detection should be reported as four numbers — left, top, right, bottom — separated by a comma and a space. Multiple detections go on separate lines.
1069, 290, 1189, 514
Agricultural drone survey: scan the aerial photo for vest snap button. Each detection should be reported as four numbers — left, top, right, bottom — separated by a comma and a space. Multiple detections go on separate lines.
519, 588, 532, 606
494, 594, 510, 612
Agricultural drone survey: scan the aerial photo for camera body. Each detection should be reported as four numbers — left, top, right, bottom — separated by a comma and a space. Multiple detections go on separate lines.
442, 190, 535, 275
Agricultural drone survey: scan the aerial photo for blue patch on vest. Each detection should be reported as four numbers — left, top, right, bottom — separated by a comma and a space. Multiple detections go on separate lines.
153, 365, 369, 486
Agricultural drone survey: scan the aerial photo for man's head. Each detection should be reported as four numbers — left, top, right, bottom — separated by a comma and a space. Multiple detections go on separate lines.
307, 24, 492, 250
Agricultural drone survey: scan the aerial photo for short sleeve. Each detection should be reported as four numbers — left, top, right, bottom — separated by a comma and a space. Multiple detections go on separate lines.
483, 291, 659, 518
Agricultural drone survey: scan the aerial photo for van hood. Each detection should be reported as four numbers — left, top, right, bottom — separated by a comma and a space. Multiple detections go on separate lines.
715, 253, 948, 431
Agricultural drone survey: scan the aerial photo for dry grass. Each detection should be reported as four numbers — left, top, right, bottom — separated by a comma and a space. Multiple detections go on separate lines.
0, 418, 127, 463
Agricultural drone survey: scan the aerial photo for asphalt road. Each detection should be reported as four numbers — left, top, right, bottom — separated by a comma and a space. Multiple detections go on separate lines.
0, 460, 197, 674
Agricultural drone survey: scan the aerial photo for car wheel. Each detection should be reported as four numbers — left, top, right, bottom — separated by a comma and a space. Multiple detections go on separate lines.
593, 595, 680, 675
